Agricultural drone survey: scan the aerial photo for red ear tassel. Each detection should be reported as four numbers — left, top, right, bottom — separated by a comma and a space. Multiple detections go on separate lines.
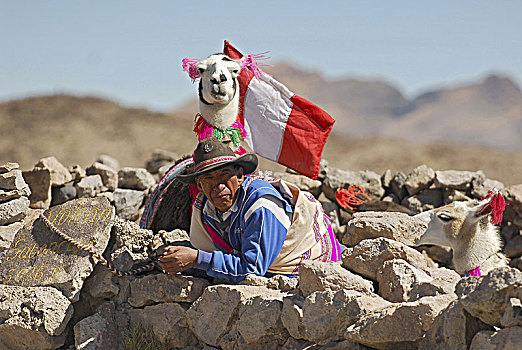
335, 185, 371, 210
479, 190, 509, 225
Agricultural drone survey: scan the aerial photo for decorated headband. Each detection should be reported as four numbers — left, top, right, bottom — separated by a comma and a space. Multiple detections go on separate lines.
182, 52, 270, 83
476, 188, 509, 225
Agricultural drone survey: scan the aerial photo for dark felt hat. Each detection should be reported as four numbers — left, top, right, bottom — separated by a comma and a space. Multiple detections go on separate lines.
177, 139, 258, 185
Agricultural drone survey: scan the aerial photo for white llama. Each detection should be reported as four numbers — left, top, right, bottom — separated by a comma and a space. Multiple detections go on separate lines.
195, 54, 241, 130
415, 189, 508, 277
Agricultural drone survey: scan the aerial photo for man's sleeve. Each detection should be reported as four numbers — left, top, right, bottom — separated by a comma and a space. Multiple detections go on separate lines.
196, 195, 291, 282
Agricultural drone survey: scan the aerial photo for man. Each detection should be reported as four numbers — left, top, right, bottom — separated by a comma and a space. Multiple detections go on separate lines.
159, 139, 341, 282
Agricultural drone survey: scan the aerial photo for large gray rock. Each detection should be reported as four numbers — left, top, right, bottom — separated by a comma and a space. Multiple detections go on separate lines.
220, 293, 289, 350
0, 196, 30, 225
282, 289, 390, 345
298, 260, 374, 296
505, 233, 522, 258
86, 162, 118, 191
128, 273, 210, 307
461, 266, 522, 327
322, 167, 385, 202
344, 294, 457, 350
0, 162, 19, 174
186, 285, 288, 348
273, 172, 322, 198
82, 264, 120, 300
511, 256, 522, 272
388, 171, 408, 201
470, 326, 522, 350
145, 149, 179, 174
74, 302, 120, 350
51, 184, 77, 206
401, 189, 443, 214
434, 170, 479, 191
404, 165, 435, 195
34, 156, 72, 186
342, 237, 431, 280
409, 267, 461, 301
506, 184, 522, 216
95, 154, 120, 171
118, 167, 156, 190
377, 259, 433, 303
113, 188, 145, 221
76, 175, 104, 198
417, 244, 453, 266
239, 273, 299, 292
68, 164, 86, 181
0, 186, 31, 204
343, 211, 427, 246
500, 297, 522, 327
0, 166, 29, 191
0, 165, 30, 205
0, 197, 114, 301
0, 221, 23, 251
419, 300, 494, 350
0, 284, 73, 350
471, 176, 504, 199
108, 218, 156, 272
22, 167, 52, 209
127, 302, 196, 349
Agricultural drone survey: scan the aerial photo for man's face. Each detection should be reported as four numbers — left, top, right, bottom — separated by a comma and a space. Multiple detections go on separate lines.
195, 165, 244, 212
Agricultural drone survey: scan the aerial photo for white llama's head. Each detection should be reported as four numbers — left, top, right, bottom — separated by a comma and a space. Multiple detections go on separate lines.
196, 54, 241, 105
414, 189, 505, 249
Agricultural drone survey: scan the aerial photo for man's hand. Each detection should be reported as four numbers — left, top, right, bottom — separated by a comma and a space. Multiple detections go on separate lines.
159, 246, 198, 274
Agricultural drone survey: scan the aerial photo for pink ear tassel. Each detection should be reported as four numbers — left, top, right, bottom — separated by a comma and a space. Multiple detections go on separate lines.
240, 52, 271, 79
478, 189, 509, 225
182, 58, 201, 83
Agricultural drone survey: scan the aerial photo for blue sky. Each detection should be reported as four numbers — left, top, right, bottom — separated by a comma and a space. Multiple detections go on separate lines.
2, 1, 521, 111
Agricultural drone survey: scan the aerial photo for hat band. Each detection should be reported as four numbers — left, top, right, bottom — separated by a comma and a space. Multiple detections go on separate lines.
194, 156, 237, 173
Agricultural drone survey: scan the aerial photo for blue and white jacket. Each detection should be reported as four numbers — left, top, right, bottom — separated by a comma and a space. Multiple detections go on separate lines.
190, 176, 341, 282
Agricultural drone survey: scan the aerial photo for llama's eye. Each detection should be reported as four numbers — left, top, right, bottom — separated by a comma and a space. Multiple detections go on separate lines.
198, 68, 205, 74
438, 213, 453, 222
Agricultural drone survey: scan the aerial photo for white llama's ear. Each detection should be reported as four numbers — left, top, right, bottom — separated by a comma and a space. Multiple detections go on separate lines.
467, 188, 506, 225
196, 61, 208, 74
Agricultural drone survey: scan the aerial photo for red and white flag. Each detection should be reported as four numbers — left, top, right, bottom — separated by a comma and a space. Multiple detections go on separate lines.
224, 41, 335, 180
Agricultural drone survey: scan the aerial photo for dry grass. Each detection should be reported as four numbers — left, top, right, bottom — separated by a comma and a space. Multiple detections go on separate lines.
122, 323, 169, 350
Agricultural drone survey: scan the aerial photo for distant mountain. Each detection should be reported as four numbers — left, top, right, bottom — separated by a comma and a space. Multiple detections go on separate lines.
1, 65, 522, 185
265, 64, 522, 150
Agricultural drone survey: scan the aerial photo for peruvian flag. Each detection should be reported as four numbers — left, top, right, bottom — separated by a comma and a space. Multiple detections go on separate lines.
224, 41, 335, 180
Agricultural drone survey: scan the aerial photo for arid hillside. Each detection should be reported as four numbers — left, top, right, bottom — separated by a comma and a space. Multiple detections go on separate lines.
1, 94, 521, 185
265, 64, 522, 151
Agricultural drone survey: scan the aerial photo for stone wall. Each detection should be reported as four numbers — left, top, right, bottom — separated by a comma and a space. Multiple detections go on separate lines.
0, 153, 521, 350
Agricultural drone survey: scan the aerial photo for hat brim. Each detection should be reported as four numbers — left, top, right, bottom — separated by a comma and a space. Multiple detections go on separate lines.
177, 153, 258, 185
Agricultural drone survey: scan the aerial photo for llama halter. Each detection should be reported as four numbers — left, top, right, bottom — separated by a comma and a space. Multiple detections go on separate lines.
193, 113, 247, 153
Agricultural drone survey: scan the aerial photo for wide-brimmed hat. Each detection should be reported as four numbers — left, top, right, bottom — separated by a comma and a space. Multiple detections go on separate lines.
177, 139, 258, 185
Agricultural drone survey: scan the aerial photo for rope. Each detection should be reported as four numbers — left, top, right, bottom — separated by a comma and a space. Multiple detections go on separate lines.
39, 213, 164, 277
335, 185, 371, 210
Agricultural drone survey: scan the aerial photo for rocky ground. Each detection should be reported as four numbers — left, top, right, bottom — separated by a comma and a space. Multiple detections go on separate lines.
0, 151, 521, 350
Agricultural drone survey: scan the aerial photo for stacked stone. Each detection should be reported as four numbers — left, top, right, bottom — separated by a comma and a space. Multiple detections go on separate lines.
1, 152, 521, 350
19, 155, 157, 223
0, 162, 30, 250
